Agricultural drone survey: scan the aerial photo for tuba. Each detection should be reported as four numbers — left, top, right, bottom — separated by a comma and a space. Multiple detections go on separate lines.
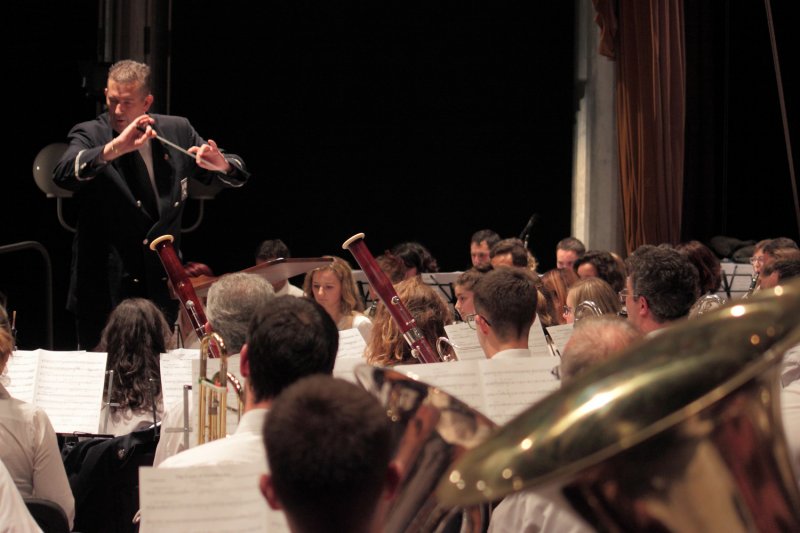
356, 364, 496, 532
437, 279, 800, 531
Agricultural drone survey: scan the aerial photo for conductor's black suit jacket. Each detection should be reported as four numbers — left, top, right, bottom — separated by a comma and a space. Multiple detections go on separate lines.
53, 113, 248, 346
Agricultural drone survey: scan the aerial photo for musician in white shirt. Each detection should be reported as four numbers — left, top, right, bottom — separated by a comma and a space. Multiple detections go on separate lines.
255, 239, 305, 297
0, 458, 42, 532
160, 296, 339, 469
470, 267, 538, 359
0, 328, 74, 530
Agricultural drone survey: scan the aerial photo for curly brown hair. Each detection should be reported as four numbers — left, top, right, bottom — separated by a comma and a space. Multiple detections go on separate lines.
365, 277, 453, 366
96, 299, 173, 412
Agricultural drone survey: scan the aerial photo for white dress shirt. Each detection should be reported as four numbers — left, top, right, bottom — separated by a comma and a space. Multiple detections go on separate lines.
491, 348, 532, 359
1, 458, 42, 533
159, 408, 269, 470
0, 385, 74, 530
489, 488, 593, 533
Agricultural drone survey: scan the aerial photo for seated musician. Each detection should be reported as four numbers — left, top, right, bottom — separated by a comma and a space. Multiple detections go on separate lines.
555, 237, 585, 270
563, 277, 620, 324
623, 245, 699, 335
303, 256, 372, 339
470, 229, 501, 268
471, 267, 538, 359
254, 239, 306, 297
489, 238, 536, 271
572, 249, 626, 293
1, 458, 42, 531
674, 240, 723, 296
391, 241, 439, 278
365, 277, 453, 365
153, 272, 274, 465
97, 298, 173, 436
541, 267, 578, 325
489, 316, 640, 533
453, 267, 488, 321
260, 375, 399, 533
159, 297, 338, 469
0, 324, 75, 529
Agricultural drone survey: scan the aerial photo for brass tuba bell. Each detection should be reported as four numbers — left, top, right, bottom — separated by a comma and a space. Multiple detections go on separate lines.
437, 279, 800, 531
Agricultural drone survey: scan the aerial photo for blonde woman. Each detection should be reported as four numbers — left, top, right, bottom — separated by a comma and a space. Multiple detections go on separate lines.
304, 256, 372, 340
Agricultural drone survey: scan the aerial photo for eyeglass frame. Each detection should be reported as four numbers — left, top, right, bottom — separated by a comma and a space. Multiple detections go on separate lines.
464, 313, 492, 330
617, 288, 642, 303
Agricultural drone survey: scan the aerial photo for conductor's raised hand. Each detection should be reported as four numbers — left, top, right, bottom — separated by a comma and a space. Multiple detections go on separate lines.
188, 139, 232, 173
102, 115, 155, 162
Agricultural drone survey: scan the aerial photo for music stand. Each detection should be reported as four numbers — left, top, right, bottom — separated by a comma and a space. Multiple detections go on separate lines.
719, 261, 754, 300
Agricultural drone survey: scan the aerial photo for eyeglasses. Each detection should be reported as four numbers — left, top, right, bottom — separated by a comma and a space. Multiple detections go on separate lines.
749, 255, 764, 265
618, 289, 641, 303
464, 313, 491, 330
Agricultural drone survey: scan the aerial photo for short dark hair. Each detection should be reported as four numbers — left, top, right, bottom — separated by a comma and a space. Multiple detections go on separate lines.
674, 240, 722, 294
108, 59, 151, 94
573, 250, 626, 293
625, 245, 700, 323
490, 238, 529, 268
264, 376, 391, 533
471, 229, 501, 248
454, 267, 489, 291
255, 239, 291, 262
762, 237, 799, 256
390, 242, 439, 273
556, 237, 586, 255
246, 297, 338, 402
762, 255, 800, 281
473, 267, 538, 342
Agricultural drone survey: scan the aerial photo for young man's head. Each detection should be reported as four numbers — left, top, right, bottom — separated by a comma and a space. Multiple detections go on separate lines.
261, 376, 398, 533
556, 237, 585, 270
489, 238, 529, 269
470, 229, 501, 268
254, 239, 292, 292
472, 267, 538, 357
241, 297, 338, 405
624, 245, 699, 334
453, 267, 488, 319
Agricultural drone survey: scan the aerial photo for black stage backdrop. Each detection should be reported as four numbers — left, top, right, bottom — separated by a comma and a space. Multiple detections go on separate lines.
3, 1, 798, 349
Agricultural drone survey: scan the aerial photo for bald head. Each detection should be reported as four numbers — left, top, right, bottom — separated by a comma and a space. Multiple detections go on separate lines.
560, 316, 640, 383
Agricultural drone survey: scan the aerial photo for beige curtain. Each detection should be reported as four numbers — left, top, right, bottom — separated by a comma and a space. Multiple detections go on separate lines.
594, 0, 685, 254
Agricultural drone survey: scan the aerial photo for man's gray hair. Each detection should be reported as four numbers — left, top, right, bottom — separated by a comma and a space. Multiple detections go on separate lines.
206, 272, 275, 353
560, 316, 640, 383
108, 59, 151, 94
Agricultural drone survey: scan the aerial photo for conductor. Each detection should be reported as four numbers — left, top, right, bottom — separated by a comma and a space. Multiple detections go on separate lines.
53, 59, 248, 349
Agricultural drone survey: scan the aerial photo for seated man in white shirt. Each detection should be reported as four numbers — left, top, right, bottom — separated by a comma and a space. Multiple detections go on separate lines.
260, 376, 399, 533
489, 316, 639, 533
255, 239, 306, 297
471, 267, 538, 359
153, 272, 275, 464
159, 296, 338, 469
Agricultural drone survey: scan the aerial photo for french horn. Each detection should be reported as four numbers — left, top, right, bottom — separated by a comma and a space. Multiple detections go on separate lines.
437, 279, 800, 531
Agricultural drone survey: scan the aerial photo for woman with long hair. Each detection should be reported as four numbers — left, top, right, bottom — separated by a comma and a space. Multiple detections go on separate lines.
96, 298, 173, 435
303, 256, 372, 339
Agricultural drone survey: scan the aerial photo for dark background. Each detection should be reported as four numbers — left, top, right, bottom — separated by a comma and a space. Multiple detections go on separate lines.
3, 1, 798, 349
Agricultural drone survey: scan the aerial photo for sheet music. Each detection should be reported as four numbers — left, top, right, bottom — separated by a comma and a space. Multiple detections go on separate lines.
444, 323, 486, 361
337, 328, 367, 359
395, 358, 559, 425
5, 350, 107, 433
479, 358, 560, 425
332, 357, 365, 383
160, 349, 199, 409
139, 464, 289, 532
528, 316, 553, 357
546, 324, 574, 356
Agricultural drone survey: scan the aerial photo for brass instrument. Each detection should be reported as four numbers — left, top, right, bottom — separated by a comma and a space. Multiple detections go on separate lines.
573, 299, 604, 324
689, 293, 728, 318
197, 332, 243, 444
437, 279, 800, 531
355, 364, 496, 532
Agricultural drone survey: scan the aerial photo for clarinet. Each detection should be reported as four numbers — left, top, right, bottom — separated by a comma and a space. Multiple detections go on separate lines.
342, 233, 440, 364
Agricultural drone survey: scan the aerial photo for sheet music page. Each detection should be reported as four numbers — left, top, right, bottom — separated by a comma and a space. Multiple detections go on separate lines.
478, 357, 560, 425
139, 464, 288, 533
546, 324, 574, 356
337, 328, 367, 359
395, 361, 487, 415
444, 323, 486, 361
3, 349, 41, 403
33, 351, 107, 433
528, 316, 553, 357
160, 349, 199, 409
332, 357, 365, 384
